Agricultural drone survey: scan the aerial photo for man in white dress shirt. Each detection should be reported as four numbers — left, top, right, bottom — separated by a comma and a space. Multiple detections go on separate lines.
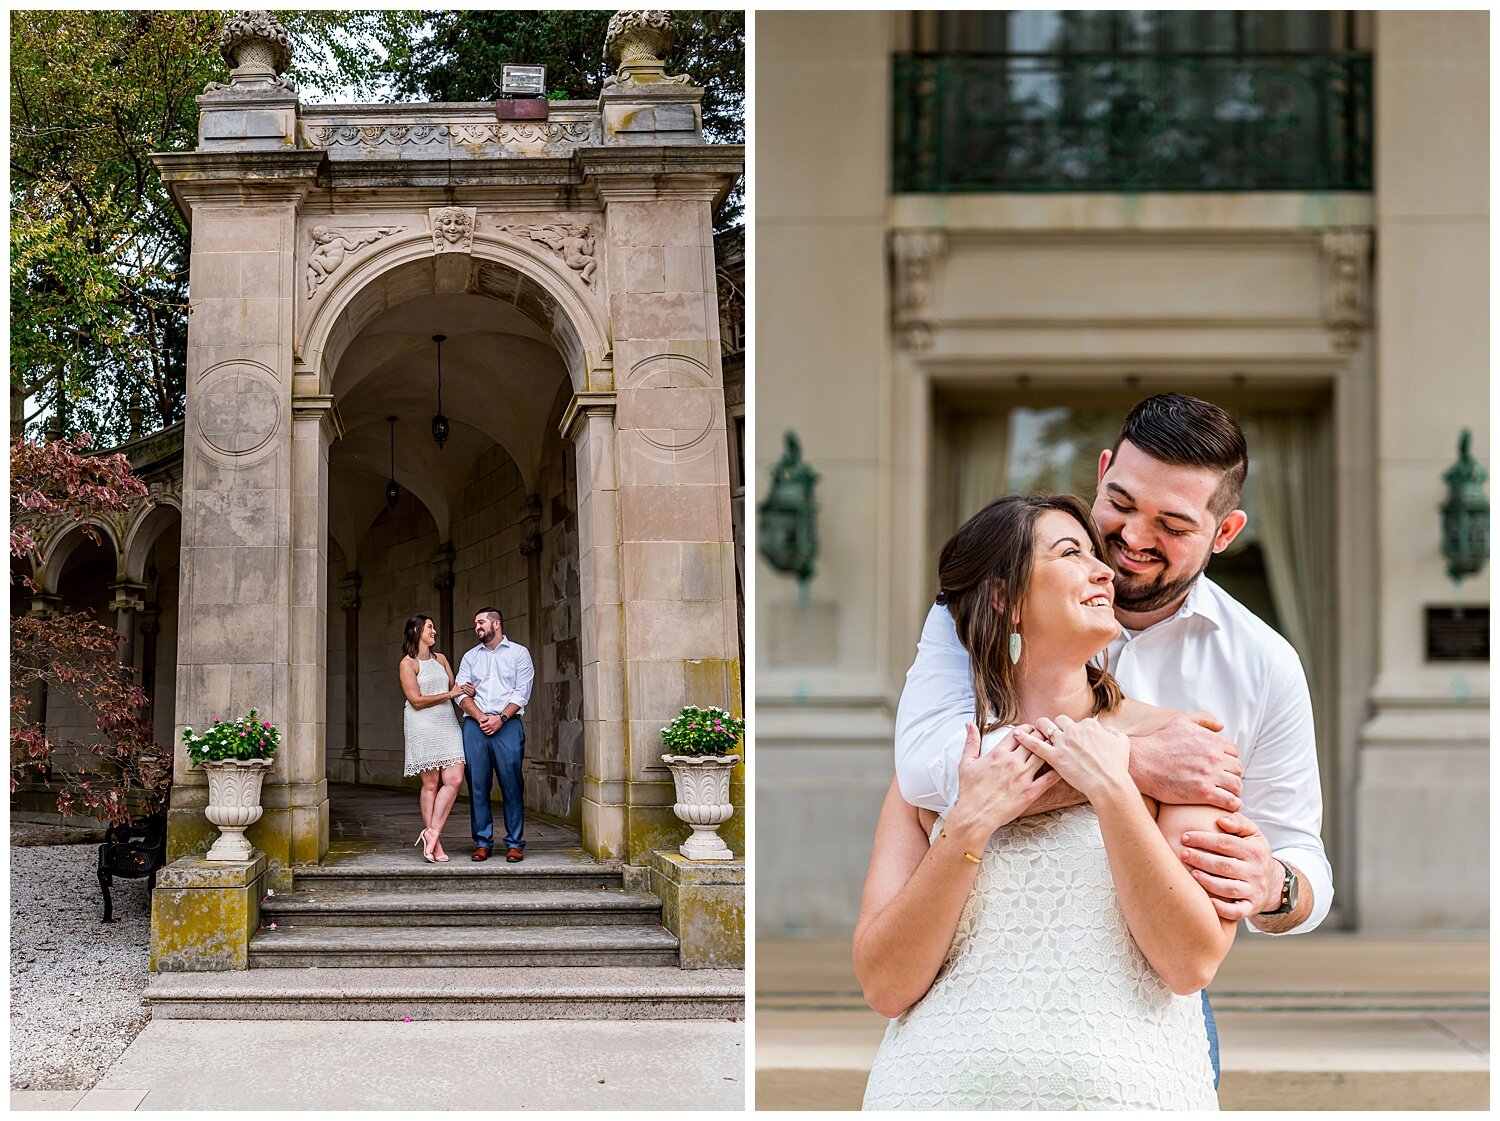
894, 394, 1332, 1081
455, 607, 535, 862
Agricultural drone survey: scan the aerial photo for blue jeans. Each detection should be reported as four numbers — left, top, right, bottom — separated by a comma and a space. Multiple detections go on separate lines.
1202, 989, 1220, 1089
462, 716, 525, 851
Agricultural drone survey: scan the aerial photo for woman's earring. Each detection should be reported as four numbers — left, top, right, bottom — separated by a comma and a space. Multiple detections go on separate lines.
1009, 632, 1022, 664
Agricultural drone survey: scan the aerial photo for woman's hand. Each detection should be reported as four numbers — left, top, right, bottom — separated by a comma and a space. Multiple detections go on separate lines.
943, 722, 1061, 852
448, 683, 475, 701
1016, 715, 1132, 803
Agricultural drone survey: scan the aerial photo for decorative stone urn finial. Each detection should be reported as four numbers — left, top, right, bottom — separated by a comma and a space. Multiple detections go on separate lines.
604, 10, 691, 87
215, 10, 294, 91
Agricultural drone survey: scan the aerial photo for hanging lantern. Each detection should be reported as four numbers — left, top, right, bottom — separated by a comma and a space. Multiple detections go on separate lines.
756, 430, 820, 588
1440, 428, 1488, 583
385, 416, 400, 510
430, 334, 450, 451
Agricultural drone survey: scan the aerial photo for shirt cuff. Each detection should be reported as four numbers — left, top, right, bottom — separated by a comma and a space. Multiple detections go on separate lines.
1244, 845, 1333, 936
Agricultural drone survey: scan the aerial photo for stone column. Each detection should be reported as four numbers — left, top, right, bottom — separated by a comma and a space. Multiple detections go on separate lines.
139, 605, 161, 719
286, 393, 335, 868
153, 153, 323, 879
432, 543, 456, 656
339, 572, 362, 782
588, 159, 745, 866
1356, 12, 1488, 930
566, 395, 628, 861
108, 581, 147, 670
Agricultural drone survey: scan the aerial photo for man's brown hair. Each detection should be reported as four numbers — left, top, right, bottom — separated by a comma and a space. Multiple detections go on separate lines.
1112, 393, 1248, 517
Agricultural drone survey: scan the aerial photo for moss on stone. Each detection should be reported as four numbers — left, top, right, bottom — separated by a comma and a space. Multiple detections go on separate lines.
149, 858, 265, 972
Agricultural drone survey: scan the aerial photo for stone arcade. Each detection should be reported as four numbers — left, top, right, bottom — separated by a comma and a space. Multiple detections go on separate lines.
73, 12, 748, 991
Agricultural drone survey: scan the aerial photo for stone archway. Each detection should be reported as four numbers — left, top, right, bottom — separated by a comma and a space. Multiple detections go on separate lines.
150, 20, 744, 895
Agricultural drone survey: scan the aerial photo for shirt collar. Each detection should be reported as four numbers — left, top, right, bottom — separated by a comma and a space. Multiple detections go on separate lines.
478, 636, 512, 652
1124, 576, 1224, 639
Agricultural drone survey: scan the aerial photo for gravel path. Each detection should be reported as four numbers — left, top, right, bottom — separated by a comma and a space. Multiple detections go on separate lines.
11, 831, 152, 1091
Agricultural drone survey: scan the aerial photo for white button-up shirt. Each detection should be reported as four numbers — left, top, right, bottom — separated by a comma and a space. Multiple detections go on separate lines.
455, 636, 534, 717
894, 576, 1332, 935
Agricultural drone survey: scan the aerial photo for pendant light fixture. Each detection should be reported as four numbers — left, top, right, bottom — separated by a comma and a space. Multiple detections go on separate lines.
430, 334, 450, 450
385, 416, 400, 510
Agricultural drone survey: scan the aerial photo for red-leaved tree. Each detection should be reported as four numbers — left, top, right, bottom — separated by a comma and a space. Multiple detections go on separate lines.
11, 435, 171, 822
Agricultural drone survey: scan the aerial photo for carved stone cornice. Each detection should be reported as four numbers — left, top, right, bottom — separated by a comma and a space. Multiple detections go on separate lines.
560, 392, 618, 442
890, 230, 948, 350
1321, 229, 1372, 351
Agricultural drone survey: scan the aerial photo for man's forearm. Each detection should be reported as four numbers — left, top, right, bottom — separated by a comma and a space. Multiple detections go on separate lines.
459, 696, 483, 721
1021, 776, 1086, 816
1248, 863, 1313, 934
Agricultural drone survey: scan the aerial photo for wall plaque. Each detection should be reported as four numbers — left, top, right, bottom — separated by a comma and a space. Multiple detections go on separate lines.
1425, 606, 1489, 661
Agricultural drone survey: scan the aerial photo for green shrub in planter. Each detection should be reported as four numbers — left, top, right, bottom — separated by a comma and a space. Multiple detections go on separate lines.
660, 705, 745, 758
183, 709, 280, 764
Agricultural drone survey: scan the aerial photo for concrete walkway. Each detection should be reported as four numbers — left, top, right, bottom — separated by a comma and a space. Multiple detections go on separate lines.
756, 935, 1489, 1110
12, 785, 747, 1111
12, 1020, 746, 1111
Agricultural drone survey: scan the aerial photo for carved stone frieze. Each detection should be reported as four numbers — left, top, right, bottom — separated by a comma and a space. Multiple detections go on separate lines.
304, 121, 596, 150
1321, 229, 1372, 351
305, 225, 403, 298
429, 207, 477, 254
496, 223, 598, 288
889, 230, 947, 350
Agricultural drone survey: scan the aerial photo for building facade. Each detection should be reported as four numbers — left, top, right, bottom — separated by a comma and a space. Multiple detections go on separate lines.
757, 10, 1487, 936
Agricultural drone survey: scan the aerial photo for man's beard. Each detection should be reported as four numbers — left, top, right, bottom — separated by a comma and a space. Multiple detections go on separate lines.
1106, 534, 1213, 614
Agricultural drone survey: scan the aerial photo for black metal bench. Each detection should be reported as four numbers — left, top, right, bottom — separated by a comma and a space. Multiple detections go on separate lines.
97, 810, 167, 922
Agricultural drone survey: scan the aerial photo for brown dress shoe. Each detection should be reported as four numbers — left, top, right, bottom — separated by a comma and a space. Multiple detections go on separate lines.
506, 847, 524, 863
471, 846, 490, 862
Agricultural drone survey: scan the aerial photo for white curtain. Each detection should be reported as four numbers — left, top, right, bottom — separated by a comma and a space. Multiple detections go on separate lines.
1244, 411, 1332, 693
947, 410, 1013, 527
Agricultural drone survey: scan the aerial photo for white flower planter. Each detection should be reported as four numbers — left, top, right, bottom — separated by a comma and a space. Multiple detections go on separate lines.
201, 758, 274, 861
661, 754, 740, 861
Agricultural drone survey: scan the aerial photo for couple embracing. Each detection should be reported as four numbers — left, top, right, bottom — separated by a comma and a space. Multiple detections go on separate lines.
398, 608, 534, 864
858, 394, 1331, 1110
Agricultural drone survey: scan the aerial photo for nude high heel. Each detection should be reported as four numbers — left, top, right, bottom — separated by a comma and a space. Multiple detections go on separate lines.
415, 828, 436, 863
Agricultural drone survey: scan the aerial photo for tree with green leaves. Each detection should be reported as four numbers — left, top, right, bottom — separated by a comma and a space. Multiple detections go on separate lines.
378, 9, 744, 225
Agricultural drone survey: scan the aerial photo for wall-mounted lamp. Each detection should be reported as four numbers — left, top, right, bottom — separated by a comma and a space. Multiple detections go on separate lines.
757, 430, 820, 594
1441, 428, 1488, 584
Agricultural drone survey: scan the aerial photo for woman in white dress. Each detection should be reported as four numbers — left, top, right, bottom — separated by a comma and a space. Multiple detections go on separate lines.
399, 615, 471, 863
857, 494, 1234, 1110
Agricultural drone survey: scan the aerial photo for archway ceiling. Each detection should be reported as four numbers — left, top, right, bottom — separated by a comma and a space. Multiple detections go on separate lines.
329, 293, 570, 561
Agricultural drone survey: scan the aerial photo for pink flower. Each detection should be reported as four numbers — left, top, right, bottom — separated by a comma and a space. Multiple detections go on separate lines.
263, 722, 270, 729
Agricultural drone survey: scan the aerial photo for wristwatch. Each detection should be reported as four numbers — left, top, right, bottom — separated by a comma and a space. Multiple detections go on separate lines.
1259, 860, 1298, 916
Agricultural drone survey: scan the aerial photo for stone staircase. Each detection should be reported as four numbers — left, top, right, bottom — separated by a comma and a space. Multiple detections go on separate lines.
146, 849, 744, 1021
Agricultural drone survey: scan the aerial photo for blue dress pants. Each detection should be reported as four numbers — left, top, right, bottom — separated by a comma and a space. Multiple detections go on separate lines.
462, 716, 525, 851
1202, 989, 1220, 1088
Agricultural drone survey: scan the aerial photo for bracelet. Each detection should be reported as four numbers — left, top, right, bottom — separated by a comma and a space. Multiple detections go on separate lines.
939, 827, 982, 865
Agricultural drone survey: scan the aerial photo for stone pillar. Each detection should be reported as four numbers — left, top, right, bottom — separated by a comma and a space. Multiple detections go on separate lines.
432, 543, 456, 656
1355, 12, 1488, 930
588, 152, 745, 866
139, 604, 161, 719
153, 154, 324, 878
566, 396, 628, 861
339, 571, 362, 781
286, 393, 336, 869
108, 581, 147, 670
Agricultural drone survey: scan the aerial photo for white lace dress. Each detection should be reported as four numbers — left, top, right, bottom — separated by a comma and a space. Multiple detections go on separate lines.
861, 805, 1217, 1111
402, 657, 465, 777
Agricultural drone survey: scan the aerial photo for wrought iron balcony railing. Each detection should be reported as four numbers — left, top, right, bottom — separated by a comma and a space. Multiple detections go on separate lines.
893, 51, 1373, 193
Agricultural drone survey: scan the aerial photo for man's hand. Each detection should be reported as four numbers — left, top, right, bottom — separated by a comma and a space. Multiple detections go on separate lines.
478, 713, 502, 735
1179, 811, 1280, 920
1130, 712, 1243, 812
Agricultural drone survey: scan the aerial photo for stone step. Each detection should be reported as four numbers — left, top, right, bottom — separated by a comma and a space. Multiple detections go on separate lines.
248, 923, 681, 969
261, 886, 664, 927
292, 855, 623, 894
145, 966, 745, 1021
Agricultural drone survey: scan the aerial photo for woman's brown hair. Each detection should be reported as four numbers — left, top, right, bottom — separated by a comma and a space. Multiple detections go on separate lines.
402, 614, 433, 660
936, 493, 1122, 732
